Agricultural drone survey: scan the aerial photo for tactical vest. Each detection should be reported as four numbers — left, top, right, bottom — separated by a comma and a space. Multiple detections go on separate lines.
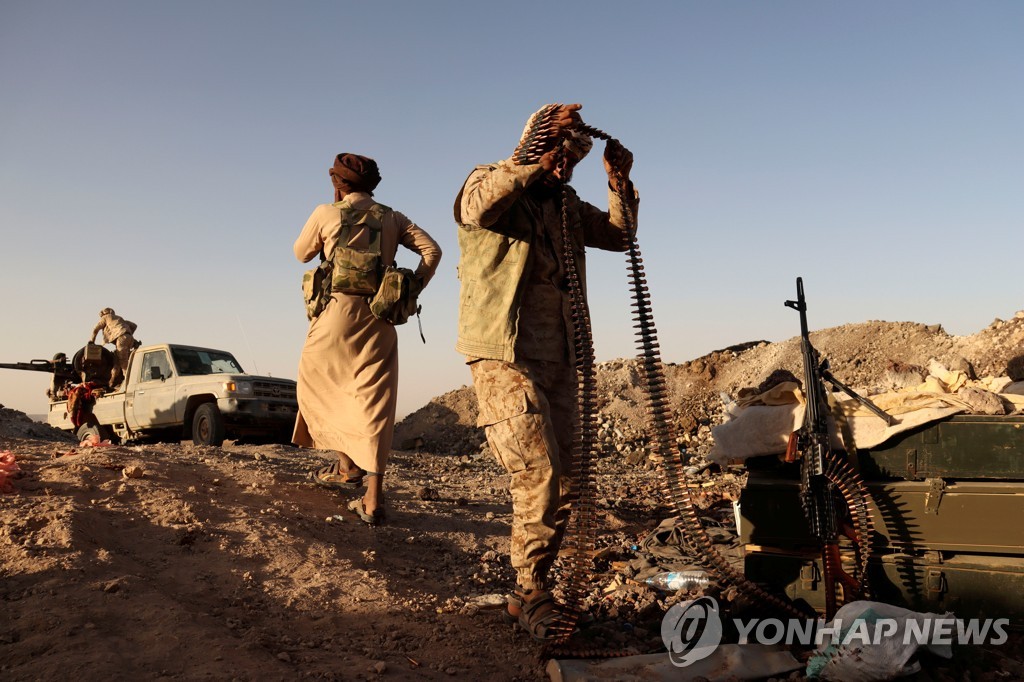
454, 166, 589, 362
330, 200, 391, 296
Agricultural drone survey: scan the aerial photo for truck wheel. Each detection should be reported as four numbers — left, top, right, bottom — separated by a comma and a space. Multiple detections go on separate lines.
76, 420, 115, 444
192, 403, 225, 447
76, 422, 101, 443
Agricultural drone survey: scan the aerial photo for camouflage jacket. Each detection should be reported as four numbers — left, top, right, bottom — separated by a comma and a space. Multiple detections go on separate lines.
92, 313, 137, 345
454, 158, 637, 362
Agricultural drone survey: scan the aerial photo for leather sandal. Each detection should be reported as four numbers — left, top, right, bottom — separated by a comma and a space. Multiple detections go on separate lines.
511, 589, 563, 641
347, 492, 386, 526
309, 460, 365, 490
506, 590, 592, 627
503, 592, 524, 624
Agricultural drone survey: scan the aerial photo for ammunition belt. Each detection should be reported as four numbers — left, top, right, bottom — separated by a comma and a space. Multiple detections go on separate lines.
824, 451, 876, 601
549, 123, 808, 652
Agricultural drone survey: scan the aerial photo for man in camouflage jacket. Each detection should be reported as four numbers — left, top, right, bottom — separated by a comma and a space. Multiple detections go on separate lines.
454, 103, 638, 638
90, 308, 138, 387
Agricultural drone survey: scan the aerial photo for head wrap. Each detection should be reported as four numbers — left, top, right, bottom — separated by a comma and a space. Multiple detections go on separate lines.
513, 104, 592, 166
329, 154, 382, 200
562, 129, 593, 161
100, 308, 113, 316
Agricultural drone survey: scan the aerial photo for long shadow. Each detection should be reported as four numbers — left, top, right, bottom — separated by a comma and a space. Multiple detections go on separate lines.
1, 444, 538, 680
871, 485, 927, 610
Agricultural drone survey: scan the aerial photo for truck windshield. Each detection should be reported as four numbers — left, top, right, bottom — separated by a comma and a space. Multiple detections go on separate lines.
171, 348, 244, 376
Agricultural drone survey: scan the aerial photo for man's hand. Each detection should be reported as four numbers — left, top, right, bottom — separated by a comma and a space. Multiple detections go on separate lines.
603, 140, 633, 190
552, 103, 583, 130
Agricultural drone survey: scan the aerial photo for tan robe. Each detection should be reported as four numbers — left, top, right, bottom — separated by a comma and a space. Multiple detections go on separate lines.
291, 192, 441, 474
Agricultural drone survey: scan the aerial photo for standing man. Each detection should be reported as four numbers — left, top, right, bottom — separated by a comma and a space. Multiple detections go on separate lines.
90, 308, 138, 387
294, 153, 441, 526
455, 104, 637, 639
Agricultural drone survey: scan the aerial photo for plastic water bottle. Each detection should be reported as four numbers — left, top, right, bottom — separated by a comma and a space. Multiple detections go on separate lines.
644, 570, 710, 592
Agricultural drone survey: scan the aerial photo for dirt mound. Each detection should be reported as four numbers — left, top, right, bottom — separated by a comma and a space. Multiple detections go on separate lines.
393, 386, 481, 456
396, 313, 1024, 459
0, 405, 75, 442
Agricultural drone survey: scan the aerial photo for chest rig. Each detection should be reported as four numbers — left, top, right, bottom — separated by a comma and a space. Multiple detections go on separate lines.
330, 201, 390, 296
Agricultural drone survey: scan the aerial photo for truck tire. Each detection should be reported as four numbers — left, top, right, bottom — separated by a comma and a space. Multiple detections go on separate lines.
76, 420, 114, 444
192, 403, 225, 447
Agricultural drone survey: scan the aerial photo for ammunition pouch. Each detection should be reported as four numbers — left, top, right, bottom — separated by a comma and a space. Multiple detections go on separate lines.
331, 247, 379, 295
302, 260, 333, 321
330, 203, 387, 296
369, 265, 423, 326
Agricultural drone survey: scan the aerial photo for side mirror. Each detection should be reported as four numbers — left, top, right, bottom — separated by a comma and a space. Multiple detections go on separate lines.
149, 366, 163, 381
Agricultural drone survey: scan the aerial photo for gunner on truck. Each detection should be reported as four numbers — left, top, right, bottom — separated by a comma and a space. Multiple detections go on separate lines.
89, 308, 138, 387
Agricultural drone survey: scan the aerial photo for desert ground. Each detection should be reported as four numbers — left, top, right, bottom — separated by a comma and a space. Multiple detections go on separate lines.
2, 311, 1023, 681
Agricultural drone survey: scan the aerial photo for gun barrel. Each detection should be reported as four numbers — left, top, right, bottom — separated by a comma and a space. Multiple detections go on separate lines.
0, 360, 63, 373
0, 360, 78, 388
786, 277, 827, 430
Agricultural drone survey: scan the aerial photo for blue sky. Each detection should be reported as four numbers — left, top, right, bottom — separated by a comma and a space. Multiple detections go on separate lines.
1, 1, 1022, 419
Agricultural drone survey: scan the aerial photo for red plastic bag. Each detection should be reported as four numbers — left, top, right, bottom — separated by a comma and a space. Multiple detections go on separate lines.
0, 451, 20, 493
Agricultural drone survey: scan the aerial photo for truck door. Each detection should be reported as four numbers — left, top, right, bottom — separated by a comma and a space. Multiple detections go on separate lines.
131, 349, 178, 427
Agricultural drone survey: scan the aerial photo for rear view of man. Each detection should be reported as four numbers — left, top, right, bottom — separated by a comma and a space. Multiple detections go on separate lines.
90, 308, 138, 387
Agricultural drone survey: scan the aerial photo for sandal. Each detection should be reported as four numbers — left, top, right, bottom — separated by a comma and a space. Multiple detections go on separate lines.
347, 497, 386, 526
503, 592, 524, 625
506, 590, 593, 628
511, 589, 563, 641
309, 460, 365, 490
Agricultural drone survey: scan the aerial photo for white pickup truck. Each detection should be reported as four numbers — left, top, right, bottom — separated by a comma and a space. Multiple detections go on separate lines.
47, 343, 298, 446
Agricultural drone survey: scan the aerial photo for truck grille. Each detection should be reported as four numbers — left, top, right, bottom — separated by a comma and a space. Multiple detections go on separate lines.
253, 381, 297, 400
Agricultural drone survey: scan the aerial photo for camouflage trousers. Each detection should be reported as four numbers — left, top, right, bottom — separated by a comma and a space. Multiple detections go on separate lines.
112, 334, 135, 386
469, 358, 577, 590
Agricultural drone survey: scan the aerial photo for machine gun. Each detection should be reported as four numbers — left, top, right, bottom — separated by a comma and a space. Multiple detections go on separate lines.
784, 277, 894, 618
0, 345, 118, 399
0, 354, 79, 400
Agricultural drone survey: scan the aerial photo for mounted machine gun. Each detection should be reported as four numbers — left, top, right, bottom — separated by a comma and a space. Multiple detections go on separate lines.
0, 345, 119, 400
0, 354, 80, 400
784, 276, 896, 618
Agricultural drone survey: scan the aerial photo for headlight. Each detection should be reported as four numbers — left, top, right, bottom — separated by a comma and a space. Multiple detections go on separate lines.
224, 381, 253, 395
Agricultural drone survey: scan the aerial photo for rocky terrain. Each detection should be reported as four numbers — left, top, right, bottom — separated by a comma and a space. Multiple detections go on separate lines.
2, 312, 1023, 681
396, 312, 1024, 470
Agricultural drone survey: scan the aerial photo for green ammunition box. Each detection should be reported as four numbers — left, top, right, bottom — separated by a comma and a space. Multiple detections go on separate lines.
739, 414, 1024, 621
857, 415, 1024, 481
745, 550, 1024, 623
740, 477, 1024, 556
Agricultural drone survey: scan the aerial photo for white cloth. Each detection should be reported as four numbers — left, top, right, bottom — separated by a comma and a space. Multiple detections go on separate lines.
709, 368, 1024, 465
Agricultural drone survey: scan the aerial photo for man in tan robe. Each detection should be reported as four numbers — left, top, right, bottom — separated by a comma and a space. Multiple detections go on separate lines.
455, 104, 637, 638
293, 153, 441, 525
90, 308, 138, 387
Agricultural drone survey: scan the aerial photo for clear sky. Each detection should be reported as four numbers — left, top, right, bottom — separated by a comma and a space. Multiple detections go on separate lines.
1, 1, 1022, 419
